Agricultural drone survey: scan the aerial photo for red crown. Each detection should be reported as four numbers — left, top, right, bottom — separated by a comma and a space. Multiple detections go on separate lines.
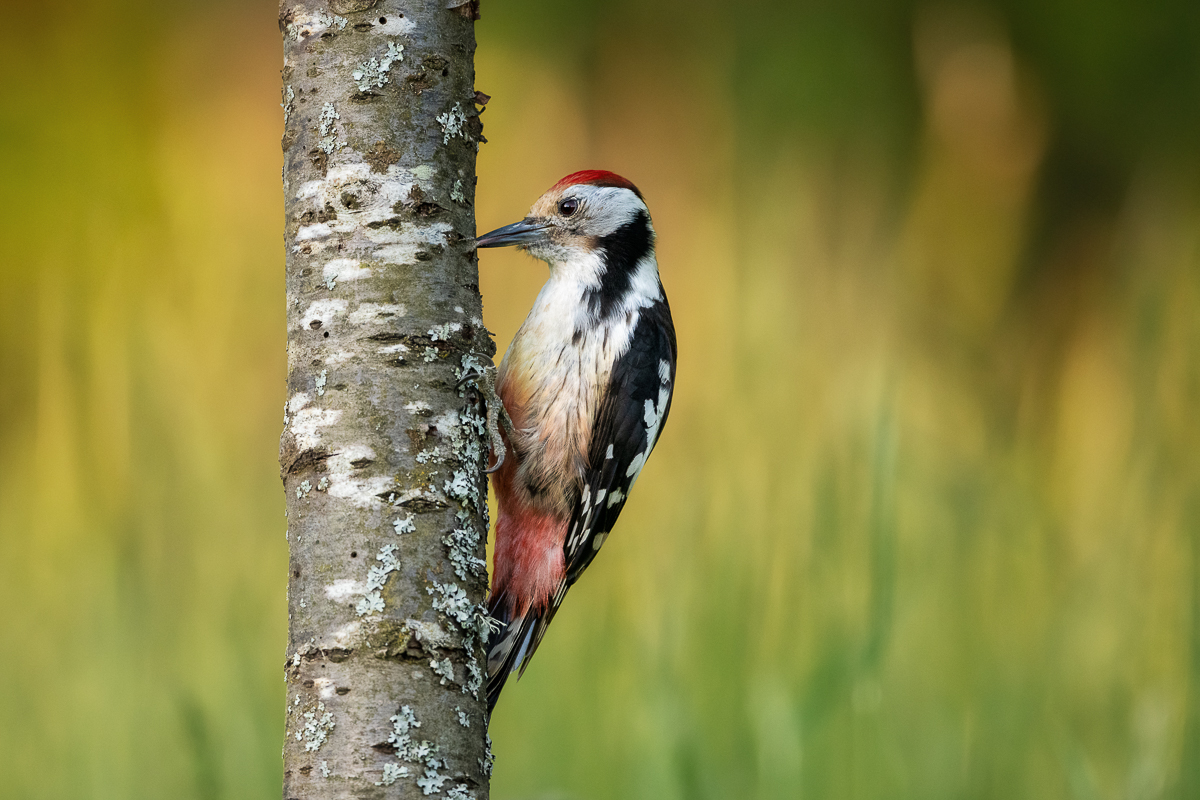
551, 170, 642, 198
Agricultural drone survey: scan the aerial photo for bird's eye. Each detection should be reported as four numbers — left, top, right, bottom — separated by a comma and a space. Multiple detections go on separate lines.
558, 198, 579, 217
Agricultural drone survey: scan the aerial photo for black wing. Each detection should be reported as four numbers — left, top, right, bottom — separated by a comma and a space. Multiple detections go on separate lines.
564, 299, 677, 583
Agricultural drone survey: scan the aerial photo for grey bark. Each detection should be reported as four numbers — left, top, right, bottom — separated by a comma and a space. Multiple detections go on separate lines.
278, 2, 491, 798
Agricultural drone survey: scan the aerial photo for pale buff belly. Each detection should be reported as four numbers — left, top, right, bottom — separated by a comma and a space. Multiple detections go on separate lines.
496, 301, 638, 519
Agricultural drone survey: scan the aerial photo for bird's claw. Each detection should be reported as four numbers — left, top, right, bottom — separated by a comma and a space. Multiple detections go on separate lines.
459, 363, 514, 473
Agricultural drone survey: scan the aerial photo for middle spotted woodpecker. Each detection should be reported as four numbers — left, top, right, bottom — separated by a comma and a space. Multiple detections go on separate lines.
474, 170, 677, 712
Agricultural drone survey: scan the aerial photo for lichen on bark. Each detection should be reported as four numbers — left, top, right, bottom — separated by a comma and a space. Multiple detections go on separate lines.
278, 2, 491, 797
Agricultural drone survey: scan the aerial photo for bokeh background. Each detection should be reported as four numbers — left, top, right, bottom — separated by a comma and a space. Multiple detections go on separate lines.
2, 0, 1199, 797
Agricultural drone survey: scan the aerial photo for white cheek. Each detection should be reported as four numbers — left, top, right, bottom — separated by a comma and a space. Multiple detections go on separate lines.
573, 186, 648, 237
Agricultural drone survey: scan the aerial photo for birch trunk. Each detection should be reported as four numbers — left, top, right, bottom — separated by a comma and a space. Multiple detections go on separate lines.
278, 2, 491, 797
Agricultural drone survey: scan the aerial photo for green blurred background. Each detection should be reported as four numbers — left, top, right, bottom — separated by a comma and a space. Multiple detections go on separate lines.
3, 0, 1199, 797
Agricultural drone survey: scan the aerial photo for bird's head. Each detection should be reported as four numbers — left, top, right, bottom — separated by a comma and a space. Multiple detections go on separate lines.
475, 170, 653, 273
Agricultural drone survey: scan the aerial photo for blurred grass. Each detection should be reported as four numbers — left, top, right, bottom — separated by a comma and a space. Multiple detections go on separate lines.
2, 1, 1199, 798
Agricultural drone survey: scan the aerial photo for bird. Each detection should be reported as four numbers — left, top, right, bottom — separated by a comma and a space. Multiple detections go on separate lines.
473, 170, 677, 713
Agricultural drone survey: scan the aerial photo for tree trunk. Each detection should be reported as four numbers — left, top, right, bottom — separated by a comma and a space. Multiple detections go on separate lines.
278, 2, 491, 797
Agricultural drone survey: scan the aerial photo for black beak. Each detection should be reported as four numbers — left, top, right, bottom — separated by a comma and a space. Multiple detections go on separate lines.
474, 218, 549, 249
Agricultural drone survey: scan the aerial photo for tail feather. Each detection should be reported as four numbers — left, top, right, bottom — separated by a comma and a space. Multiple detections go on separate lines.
485, 581, 568, 713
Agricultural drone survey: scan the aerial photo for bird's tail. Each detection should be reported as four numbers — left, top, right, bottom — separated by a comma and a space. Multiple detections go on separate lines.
485, 584, 566, 713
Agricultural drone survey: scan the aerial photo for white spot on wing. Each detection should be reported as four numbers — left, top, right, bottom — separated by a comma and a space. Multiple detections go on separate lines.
625, 388, 668, 484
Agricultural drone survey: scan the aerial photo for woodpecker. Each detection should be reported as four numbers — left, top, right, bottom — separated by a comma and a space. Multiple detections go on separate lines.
474, 170, 676, 712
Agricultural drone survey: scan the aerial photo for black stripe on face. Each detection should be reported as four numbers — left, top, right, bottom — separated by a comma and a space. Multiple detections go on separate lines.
584, 208, 653, 319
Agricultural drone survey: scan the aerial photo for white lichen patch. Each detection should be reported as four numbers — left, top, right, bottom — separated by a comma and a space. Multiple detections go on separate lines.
367, 544, 401, 591
286, 11, 347, 39
320, 621, 362, 650
282, 85, 295, 124
389, 705, 420, 742
325, 579, 368, 603
319, 761, 330, 778
418, 769, 449, 795
356, 542, 402, 616
373, 16, 416, 36
427, 581, 489, 641
481, 733, 495, 777
318, 102, 346, 155
451, 179, 466, 204
387, 705, 448, 788
297, 222, 333, 242
406, 618, 454, 650
427, 322, 462, 341
352, 40, 404, 91
349, 302, 407, 325
355, 591, 385, 616
393, 514, 416, 534
463, 655, 483, 698
296, 479, 313, 499
324, 350, 354, 366
290, 410, 343, 453
386, 488, 447, 508
415, 447, 443, 464
297, 701, 335, 752
315, 370, 328, 396
443, 471, 474, 506
378, 344, 409, 364
298, 298, 347, 331
440, 402, 487, 468
298, 162, 418, 237
318, 444, 393, 509
423, 347, 439, 363
376, 762, 408, 786
456, 708, 470, 727
429, 657, 455, 685
366, 220, 455, 266
405, 400, 432, 416
444, 523, 486, 581
436, 102, 469, 145
287, 392, 311, 416
323, 258, 371, 285
446, 785, 474, 800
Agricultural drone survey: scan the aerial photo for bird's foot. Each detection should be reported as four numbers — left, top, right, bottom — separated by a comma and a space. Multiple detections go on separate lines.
458, 360, 513, 474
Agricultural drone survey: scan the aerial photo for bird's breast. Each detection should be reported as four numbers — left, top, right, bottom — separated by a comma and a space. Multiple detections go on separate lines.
497, 278, 641, 518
